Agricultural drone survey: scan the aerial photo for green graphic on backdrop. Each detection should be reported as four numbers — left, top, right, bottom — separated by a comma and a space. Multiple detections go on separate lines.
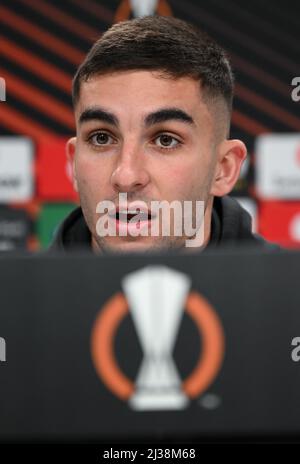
37, 203, 77, 248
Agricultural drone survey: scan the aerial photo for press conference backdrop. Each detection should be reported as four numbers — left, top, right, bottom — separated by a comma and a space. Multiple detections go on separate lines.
0, 0, 299, 250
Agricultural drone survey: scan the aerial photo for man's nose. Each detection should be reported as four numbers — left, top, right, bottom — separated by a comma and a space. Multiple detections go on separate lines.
111, 144, 150, 193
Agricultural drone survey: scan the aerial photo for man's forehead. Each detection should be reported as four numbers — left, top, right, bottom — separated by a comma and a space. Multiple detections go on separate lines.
75, 71, 210, 124
79, 69, 200, 93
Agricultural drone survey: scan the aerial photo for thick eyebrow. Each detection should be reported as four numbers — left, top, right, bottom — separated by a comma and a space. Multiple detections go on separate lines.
78, 106, 195, 128
79, 107, 119, 126
144, 108, 195, 127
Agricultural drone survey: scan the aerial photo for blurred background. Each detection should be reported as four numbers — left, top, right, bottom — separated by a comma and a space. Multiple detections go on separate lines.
0, 0, 299, 251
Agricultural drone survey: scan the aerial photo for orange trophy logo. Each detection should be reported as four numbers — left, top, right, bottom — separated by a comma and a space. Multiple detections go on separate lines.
91, 266, 225, 411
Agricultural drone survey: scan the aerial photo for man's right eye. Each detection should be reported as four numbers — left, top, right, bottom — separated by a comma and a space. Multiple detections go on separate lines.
88, 132, 115, 146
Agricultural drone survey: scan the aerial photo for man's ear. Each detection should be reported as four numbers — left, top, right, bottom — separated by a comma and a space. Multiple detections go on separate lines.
210, 139, 247, 197
66, 137, 78, 192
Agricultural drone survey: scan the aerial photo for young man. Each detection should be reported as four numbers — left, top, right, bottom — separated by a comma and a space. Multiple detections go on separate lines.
50, 15, 277, 253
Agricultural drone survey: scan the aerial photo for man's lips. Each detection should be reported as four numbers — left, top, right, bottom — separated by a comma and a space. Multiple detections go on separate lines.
115, 211, 151, 222
107, 203, 156, 222
104, 203, 157, 235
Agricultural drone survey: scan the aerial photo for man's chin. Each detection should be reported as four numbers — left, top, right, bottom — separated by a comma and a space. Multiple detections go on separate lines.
92, 236, 184, 255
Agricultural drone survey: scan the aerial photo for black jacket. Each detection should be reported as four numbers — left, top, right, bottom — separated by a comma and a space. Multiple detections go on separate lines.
49, 196, 279, 252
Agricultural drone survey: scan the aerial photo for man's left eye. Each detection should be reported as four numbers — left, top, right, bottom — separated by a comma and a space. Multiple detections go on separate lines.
154, 134, 180, 149
89, 132, 115, 146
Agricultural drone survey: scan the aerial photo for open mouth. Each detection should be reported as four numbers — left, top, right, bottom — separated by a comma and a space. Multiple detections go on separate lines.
105, 203, 157, 235
115, 211, 152, 222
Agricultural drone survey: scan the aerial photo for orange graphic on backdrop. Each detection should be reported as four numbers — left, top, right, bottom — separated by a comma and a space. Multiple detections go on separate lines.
91, 290, 225, 401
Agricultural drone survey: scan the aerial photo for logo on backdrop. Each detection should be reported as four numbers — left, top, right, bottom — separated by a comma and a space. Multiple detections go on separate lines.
0, 137, 33, 202
91, 266, 225, 411
255, 134, 300, 199
114, 0, 172, 22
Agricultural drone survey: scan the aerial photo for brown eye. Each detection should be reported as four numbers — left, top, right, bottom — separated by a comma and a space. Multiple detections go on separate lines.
96, 133, 109, 144
160, 135, 173, 146
90, 132, 115, 146
155, 134, 180, 149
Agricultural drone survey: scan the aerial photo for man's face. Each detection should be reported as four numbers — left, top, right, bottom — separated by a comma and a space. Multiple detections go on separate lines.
70, 70, 220, 253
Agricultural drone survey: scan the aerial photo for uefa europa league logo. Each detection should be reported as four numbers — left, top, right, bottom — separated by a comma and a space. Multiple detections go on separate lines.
91, 265, 225, 411
123, 266, 190, 410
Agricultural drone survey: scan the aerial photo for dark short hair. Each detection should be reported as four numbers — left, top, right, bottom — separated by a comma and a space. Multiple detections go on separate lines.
72, 15, 234, 114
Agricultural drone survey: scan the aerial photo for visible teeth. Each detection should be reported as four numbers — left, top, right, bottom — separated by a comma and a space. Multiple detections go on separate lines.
116, 210, 151, 222
135, 212, 149, 220
118, 212, 129, 221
